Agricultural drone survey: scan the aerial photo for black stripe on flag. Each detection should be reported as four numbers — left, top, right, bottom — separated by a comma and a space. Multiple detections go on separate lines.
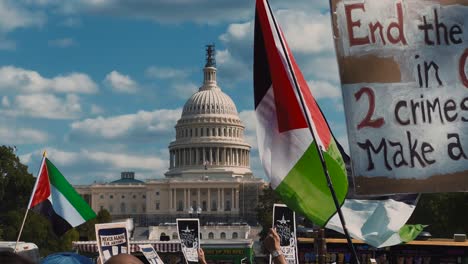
31, 199, 73, 236
254, 9, 272, 109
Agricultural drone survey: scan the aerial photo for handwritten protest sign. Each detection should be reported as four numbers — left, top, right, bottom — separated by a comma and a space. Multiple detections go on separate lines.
270, 204, 297, 264
95, 222, 130, 264
177, 218, 200, 263
330, 0, 468, 194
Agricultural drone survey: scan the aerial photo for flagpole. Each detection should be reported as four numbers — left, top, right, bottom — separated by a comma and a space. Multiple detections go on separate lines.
14, 151, 47, 253
263, 1, 360, 263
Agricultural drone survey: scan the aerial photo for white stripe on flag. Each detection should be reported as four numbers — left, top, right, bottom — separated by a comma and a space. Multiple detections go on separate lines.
326, 198, 416, 248
49, 185, 86, 227
256, 87, 312, 188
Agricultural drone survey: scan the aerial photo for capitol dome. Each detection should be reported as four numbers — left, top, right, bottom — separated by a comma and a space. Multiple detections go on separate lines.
182, 89, 238, 117
166, 45, 251, 178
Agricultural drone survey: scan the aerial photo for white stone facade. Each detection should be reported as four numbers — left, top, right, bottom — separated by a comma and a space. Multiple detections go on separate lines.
149, 224, 251, 241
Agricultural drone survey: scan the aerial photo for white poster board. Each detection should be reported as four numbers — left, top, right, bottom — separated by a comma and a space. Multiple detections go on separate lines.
176, 218, 200, 263
270, 204, 298, 264
331, 0, 468, 194
95, 222, 130, 264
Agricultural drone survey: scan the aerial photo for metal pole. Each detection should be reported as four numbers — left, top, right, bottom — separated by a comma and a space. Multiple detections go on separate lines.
263, 1, 360, 263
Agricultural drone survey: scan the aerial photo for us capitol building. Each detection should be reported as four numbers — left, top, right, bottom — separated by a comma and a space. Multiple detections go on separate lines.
76, 45, 265, 241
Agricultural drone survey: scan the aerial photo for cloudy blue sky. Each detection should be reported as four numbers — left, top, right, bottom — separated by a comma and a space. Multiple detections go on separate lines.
0, 0, 347, 184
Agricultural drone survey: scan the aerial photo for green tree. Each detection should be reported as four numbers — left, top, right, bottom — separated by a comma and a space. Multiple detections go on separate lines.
408, 192, 468, 237
256, 186, 283, 241
0, 145, 95, 256
77, 209, 112, 240
0, 146, 35, 213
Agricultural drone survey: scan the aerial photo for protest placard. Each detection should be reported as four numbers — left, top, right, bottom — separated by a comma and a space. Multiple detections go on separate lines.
177, 218, 200, 263
330, 0, 468, 194
95, 222, 130, 264
139, 244, 164, 264
270, 204, 298, 264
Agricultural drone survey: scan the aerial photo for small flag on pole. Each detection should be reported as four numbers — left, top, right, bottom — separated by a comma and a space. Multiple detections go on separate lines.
28, 156, 96, 236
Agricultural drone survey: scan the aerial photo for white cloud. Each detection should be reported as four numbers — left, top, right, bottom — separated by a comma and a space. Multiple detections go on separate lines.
0, 127, 48, 144
239, 110, 257, 150
217, 21, 253, 84
307, 80, 342, 99
90, 104, 104, 115
69, 108, 182, 141
172, 82, 198, 99
217, 6, 337, 85
219, 21, 252, 48
0, 1, 45, 33
276, 9, 334, 54
144, 66, 199, 98
104, 70, 138, 93
2, 93, 82, 119
86, 150, 166, 171
303, 56, 340, 82
145, 66, 190, 80
216, 49, 251, 84
53, 0, 254, 24
20, 147, 168, 184
0, 66, 98, 94
1, 96, 10, 107
48, 37, 76, 48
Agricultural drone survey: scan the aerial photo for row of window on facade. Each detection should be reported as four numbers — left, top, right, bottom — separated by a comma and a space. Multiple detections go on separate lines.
99, 203, 146, 214
177, 126, 243, 139
185, 103, 234, 114
170, 147, 249, 168
99, 192, 161, 199
161, 232, 239, 240
99, 200, 233, 214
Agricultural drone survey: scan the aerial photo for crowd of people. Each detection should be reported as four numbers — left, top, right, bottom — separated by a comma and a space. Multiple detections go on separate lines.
0, 229, 287, 264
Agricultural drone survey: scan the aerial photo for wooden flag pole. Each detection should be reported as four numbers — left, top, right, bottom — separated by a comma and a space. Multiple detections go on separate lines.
263, 1, 360, 263
14, 209, 30, 253
14, 151, 47, 253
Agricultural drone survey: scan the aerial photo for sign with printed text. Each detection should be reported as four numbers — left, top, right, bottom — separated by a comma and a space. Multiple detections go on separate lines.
95, 222, 130, 264
177, 218, 200, 263
331, 0, 468, 194
139, 244, 164, 264
270, 204, 298, 264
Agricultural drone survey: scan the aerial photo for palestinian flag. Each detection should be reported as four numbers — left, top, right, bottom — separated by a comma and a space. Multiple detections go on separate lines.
28, 157, 96, 236
254, 0, 423, 248
254, 0, 348, 227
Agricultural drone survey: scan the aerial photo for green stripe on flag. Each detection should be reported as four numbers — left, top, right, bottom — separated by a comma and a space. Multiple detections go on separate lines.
275, 139, 347, 226
46, 159, 97, 221
399, 224, 426, 243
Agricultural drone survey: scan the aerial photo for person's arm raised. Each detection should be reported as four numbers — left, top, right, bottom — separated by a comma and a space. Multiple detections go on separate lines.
264, 228, 287, 264
198, 248, 207, 264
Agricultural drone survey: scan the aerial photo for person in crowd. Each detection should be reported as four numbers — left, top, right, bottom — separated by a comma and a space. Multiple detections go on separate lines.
0, 251, 35, 264
104, 253, 143, 264
263, 228, 287, 264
